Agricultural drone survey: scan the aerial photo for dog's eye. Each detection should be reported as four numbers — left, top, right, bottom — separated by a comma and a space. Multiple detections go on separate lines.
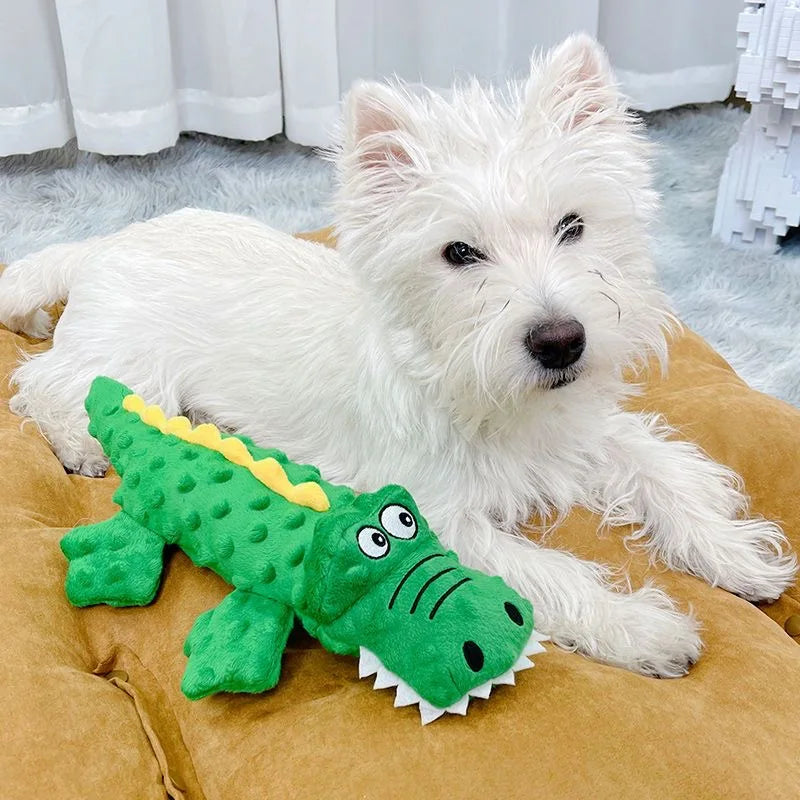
555, 213, 584, 244
442, 241, 486, 267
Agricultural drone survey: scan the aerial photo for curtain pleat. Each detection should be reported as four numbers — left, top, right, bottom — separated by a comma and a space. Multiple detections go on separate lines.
0, 0, 742, 156
0, 0, 283, 156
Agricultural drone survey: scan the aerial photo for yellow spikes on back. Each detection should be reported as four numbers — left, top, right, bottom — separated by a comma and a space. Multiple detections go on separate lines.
121, 393, 330, 512
124, 395, 146, 414
251, 458, 326, 508
141, 404, 168, 432
218, 436, 252, 466
165, 416, 192, 435
185, 423, 222, 448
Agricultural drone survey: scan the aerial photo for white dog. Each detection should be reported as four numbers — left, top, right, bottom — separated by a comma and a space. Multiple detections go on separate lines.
1, 35, 795, 677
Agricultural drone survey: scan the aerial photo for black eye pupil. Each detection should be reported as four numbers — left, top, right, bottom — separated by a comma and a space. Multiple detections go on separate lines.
399, 512, 412, 527
372, 531, 386, 547
555, 213, 584, 244
443, 241, 485, 267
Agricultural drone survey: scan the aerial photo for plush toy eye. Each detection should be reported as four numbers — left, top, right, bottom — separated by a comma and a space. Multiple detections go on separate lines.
379, 504, 418, 539
555, 212, 584, 244
442, 241, 486, 267
357, 526, 391, 559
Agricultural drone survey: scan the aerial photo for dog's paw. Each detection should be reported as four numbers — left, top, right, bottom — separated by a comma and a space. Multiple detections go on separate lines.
615, 585, 703, 677
710, 518, 797, 603
549, 583, 703, 678
8, 392, 30, 418
20, 309, 53, 339
51, 435, 109, 477
1, 308, 53, 339
62, 452, 110, 478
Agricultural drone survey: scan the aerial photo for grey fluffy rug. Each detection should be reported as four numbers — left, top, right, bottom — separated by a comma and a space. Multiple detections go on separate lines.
646, 106, 800, 407
0, 105, 797, 406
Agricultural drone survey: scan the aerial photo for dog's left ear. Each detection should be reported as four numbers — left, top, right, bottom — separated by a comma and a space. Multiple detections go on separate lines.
525, 33, 622, 132
342, 81, 422, 171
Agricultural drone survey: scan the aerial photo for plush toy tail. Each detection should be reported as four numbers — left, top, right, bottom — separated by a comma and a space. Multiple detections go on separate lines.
61, 512, 165, 607
83, 375, 133, 441
82, 375, 147, 479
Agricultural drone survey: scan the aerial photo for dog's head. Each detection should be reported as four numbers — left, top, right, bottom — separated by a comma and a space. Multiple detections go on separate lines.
333, 34, 673, 431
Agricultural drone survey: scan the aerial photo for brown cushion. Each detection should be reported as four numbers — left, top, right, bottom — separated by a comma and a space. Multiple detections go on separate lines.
2, 231, 800, 799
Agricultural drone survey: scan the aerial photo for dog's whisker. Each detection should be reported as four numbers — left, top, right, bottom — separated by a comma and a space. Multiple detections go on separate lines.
496, 288, 520, 317
598, 290, 622, 324
588, 268, 615, 287
592, 257, 627, 286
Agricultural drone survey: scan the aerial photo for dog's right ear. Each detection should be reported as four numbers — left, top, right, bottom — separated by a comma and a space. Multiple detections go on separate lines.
525, 33, 623, 133
342, 81, 422, 172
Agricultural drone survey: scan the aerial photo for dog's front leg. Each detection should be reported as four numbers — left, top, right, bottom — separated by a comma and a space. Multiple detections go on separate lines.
438, 512, 701, 677
596, 411, 797, 602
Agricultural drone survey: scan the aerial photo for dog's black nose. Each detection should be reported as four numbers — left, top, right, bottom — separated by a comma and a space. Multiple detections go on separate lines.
525, 320, 585, 369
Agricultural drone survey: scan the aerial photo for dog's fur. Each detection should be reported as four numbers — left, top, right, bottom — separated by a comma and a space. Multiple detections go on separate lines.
1, 35, 795, 677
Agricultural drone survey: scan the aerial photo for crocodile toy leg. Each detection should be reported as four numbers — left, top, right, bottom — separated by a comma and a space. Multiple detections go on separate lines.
61, 512, 165, 607
181, 589, 294, 700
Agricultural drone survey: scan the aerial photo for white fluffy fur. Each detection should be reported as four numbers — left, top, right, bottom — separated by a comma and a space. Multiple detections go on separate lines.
1, 35, 795, 676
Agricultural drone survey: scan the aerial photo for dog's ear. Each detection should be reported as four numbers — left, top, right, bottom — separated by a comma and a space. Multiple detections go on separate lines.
342, 81, 421, 170
525, 33, 622, 132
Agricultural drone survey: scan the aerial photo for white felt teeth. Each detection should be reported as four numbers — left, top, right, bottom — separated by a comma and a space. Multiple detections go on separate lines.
373, 666, 400, 690
358, 648, 381, 678
524, 641, 548, 657
491, 668, 516, 687
524, 630, 550, 657
445, 695, 470, 716
358, 628, 547, 725
512, 654, 534, 672
469, 681, 493, 700
394, 680, 422, 708
419, 701, 447, 725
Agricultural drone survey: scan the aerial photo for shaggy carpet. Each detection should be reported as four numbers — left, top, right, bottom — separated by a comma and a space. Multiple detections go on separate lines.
0, 104, 797, 406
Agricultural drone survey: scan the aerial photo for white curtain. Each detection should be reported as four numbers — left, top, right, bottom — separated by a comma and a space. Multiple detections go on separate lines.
0, 0, 283, 156
0, 0, 742, 156
598, 0, 742, 112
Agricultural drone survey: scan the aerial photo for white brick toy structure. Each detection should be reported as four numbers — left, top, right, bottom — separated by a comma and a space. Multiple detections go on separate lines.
714, 0, 800, 249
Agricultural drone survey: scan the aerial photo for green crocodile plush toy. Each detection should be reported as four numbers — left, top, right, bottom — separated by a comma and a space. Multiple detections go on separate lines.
61, 377, 546, 724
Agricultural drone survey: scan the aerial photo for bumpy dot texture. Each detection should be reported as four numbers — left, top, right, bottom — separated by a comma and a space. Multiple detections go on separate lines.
61, 512, 165, 607
64, 376, 357, 700
122, 393, 330, 512
181, 590, 294, 699
63, 376, 537, 716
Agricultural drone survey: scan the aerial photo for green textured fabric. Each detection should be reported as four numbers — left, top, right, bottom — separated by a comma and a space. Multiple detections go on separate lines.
61, 376, 535, 710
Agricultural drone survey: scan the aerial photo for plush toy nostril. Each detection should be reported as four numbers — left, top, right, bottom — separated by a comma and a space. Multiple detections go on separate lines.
463, 640, 484, 672
504, 601, 524, 626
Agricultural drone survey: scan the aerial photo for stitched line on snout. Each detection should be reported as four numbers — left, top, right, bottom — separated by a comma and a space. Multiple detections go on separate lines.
429, 577, 472, 619
387, 553, 445, 609
409, 567, 456, 614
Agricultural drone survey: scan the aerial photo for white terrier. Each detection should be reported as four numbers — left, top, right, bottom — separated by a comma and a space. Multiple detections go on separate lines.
1, 35, 795, 677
